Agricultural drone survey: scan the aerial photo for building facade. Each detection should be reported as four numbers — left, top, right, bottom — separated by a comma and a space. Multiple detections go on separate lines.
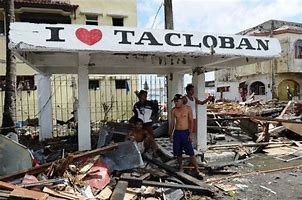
215, 20, 302, 102
0, 0, 152, 127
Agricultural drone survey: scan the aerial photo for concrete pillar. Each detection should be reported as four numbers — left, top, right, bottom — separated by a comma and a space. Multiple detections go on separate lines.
77, 53, 91, 151
37, 73, 53, 141
193, 68, 207, 152
167, 73, 184, 119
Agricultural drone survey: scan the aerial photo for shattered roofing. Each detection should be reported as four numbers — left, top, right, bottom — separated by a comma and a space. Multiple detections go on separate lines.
250, 25, 302, 36
0, 0, 78, 12
238, 19, 302, 36
274, 25, 302, 32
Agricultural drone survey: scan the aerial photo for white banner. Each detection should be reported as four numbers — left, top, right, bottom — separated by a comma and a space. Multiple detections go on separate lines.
10, 22, 281, 58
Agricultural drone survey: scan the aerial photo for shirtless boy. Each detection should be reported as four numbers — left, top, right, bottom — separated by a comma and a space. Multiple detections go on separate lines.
169, 94, 204, 178
127, 118, 159, 155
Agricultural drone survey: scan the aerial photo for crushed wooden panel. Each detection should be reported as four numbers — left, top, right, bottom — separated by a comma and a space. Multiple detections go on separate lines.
0, 181, 48, 200
282, 122, 302, 136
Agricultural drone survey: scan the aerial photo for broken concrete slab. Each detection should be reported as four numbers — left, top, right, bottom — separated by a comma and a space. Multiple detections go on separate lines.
203, 151, 236, 167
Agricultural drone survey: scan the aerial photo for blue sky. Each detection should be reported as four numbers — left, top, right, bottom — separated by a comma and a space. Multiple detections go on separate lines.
137, 0, 302, 33
137, 0, 302, 81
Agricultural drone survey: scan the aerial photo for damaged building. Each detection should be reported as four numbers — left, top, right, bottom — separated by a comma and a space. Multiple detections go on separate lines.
215, 20, 302, 102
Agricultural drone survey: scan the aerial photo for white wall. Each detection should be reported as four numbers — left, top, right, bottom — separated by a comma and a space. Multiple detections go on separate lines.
215, 81, 240, 101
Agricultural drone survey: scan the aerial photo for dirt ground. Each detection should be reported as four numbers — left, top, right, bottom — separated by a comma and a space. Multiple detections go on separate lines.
205, 155, 302, 200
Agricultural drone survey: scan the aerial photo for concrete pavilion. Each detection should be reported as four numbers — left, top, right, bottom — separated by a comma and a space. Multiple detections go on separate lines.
9, 22, 281, 151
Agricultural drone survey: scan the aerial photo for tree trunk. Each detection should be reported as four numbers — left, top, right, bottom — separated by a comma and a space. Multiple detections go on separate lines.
2, 0, 16, 134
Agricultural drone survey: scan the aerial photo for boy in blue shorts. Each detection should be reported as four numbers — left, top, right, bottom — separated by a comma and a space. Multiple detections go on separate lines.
169, 94, 204, 178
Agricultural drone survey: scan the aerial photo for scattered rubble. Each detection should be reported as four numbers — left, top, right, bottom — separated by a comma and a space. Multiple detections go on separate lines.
0, 100, 301, 199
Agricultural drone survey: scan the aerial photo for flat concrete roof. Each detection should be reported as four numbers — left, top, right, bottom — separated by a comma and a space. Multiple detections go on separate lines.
9, 22, 281, 74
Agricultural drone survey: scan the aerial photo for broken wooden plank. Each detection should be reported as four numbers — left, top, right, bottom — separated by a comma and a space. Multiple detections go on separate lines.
143, 155, 215, 196
207, 126, 241, 131
0, 181, 48, 200
214, 183, 238, 192
277, 100, 292, 119
60, 143, 118, 174
110, 180, 128, 200
0, 162, 52, 182
237, 118, 258, 141
18, 178, 65, 188
121, 177, 214, 195
42, 187, 76, 200
252, 116, 301, 124
0, 190, 10, 198
282, 122, 302, 136
139, 173, 151, 180
95, 186, 112, 200
207, 116, 251, 122
208, 141, 297, 149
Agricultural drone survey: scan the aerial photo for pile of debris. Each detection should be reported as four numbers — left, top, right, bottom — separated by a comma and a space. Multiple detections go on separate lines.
0, 99, 302, 199
0, 134, 218, 200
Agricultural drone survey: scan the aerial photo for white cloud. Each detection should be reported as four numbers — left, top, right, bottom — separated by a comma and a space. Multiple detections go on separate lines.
138, 0, 302, 33
137, 0, 164, 28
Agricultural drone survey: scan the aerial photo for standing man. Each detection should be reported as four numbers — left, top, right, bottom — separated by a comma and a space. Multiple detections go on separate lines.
133, 90, 159, 139
169, 94, 204, 178
183, 84, 212, 147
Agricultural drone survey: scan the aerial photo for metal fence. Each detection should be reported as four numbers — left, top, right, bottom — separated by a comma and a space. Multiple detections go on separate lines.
0, 74, 167, 136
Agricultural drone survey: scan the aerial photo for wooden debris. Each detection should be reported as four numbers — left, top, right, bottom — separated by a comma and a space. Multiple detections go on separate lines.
43, 187, 77, 200
0, 180, 48, 200
110, 180, 128, 200
207, 126, 241, 131
263, 146, 301, 156
214, 183, 238, 192
282, 122, 302, 136
60, 143, 118, 174
121, 176, 214, 194
143, 156, 215, 197
139, 173, 151, 180
208, 141, 297, 149
95, 186, 112, 200
237, 118, 258, 141
19, 178, 66, 188
0, 162, 52, 182
274, 151, 302, 162
252, 116, 300, 124
277, 100, 292, 119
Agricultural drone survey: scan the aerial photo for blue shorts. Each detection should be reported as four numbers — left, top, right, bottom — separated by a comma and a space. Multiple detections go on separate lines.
173, 129, 194, 156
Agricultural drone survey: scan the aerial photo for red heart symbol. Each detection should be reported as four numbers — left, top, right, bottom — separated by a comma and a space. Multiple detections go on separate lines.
75, 28, 102, 45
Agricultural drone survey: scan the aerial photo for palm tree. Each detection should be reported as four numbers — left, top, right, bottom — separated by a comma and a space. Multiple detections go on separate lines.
2, 0, 16, 134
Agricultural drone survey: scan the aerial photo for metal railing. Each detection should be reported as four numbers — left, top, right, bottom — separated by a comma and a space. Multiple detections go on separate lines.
0, 74, 167, 136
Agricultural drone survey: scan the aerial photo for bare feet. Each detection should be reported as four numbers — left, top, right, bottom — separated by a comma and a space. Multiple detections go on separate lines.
196, 171, 205, 180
